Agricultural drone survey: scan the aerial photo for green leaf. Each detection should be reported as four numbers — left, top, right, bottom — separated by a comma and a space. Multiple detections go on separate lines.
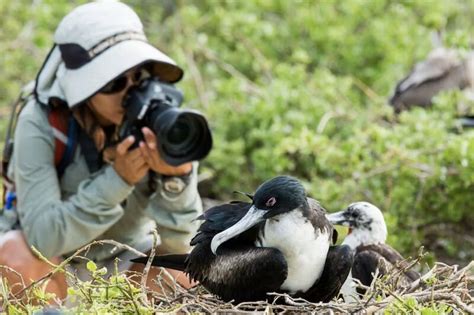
86, 260, 97, 272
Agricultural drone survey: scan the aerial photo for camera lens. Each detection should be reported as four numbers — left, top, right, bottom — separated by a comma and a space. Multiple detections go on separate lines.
123, 78, 212, 166
168, 120, 190, 144
162, 113, 209, 158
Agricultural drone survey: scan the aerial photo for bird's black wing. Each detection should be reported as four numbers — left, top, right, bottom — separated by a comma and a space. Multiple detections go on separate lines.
131, 248, 287, 303
297, 245, 354, 303
190, 201, 252, 245
352, 249, 382, 292
353, 243, 420, 294
131, 202, 253, 271
187, 241, 288, 302
363, 243, 420, 282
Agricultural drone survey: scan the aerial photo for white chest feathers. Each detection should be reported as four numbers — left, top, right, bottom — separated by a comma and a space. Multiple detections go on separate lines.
256, 210, 330, 293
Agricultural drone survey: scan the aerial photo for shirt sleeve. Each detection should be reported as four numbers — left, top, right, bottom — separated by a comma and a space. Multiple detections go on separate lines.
145, 162, 203, 254
14, 104, 134, 258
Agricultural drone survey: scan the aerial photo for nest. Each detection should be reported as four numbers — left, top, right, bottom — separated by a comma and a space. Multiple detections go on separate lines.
1, 239, 472, 314
150, 260, 473, 314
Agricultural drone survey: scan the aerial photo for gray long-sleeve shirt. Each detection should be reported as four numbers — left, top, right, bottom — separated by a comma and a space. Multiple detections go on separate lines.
9, 99, 202, 259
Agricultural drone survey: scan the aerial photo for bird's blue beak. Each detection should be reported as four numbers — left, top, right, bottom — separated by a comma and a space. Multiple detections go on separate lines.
210, 205, 268, 255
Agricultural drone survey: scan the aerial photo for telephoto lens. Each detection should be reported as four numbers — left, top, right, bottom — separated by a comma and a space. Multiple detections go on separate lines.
120, 78, 212, 165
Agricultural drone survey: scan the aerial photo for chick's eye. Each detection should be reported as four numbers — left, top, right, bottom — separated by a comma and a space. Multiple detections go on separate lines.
266, 197, 276, 207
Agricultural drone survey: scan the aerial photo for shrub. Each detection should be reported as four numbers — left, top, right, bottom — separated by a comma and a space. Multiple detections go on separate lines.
0, 0, 473, 263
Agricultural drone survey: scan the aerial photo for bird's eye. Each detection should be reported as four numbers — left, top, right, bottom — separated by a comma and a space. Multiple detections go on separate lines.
352, 212, 360, 218
266, 197, 276, 207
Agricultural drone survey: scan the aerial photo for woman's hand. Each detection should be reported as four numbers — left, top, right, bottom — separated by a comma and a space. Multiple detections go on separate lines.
139, 127, 193, 176
113, 135, 150, 185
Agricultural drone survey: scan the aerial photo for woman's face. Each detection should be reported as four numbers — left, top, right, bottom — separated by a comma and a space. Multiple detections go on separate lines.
87, 66, 150, 126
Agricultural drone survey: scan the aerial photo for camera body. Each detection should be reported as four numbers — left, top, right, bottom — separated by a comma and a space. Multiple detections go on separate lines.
120, 78, 212, 166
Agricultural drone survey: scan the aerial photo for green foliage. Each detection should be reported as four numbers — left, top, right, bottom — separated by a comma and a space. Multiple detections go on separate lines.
65, 271, 152, 314
385, 296, 453, 315
0, 0, 473, 264
1, 259, 154, 314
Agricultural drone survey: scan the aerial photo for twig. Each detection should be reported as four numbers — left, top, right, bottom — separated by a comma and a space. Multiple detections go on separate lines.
235, 32, 273, 82
352, 77, 380, 101
139, 229, 159, 307
200, 47, 263, 96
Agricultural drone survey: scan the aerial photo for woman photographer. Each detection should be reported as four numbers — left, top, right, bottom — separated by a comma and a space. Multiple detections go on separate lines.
0, 1, 202, 300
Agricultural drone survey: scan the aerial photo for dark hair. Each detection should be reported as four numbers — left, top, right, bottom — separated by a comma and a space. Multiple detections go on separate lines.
72, 102, 119, 152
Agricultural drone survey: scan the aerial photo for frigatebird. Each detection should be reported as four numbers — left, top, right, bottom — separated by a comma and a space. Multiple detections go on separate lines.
132, 176, 353, 303
389, 47, 474, 114
327, 202, 420, 301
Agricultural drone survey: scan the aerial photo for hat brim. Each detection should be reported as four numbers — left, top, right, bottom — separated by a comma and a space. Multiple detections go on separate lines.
60, 40, 183, 107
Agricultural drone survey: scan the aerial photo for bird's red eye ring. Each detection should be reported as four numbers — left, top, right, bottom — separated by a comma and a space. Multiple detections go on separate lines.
266, 197, 276, 207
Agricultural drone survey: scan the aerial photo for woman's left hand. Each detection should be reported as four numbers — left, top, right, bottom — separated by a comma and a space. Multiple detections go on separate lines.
139, 127, 193, 176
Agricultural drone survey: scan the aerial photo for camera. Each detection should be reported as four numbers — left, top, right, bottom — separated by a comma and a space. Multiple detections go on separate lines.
120, 78, 212, 166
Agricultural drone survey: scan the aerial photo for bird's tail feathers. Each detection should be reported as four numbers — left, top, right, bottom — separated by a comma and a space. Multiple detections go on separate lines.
130, 254, 188, 271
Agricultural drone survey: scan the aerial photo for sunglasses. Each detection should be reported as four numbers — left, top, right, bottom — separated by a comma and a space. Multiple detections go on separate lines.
99, 67, 151, 94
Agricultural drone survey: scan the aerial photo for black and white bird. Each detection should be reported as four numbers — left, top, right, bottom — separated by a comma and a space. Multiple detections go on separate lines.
326, 202, 420, 301
132, 176, 353, 303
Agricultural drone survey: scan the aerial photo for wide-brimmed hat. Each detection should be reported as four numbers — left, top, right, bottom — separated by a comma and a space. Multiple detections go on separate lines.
35, 0, 183, 107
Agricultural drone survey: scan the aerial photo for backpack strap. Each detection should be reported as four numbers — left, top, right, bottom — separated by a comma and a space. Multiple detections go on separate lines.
47, 107, 78, 178
1, 83, 35, 208
1, 87, 77, 211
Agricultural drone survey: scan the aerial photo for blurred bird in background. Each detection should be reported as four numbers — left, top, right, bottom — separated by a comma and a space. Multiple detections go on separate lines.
389, 48, 473, 113
389, 32, 474, 128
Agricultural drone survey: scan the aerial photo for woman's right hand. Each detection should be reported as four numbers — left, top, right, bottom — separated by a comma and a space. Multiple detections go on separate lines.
113, 136, 149, 185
